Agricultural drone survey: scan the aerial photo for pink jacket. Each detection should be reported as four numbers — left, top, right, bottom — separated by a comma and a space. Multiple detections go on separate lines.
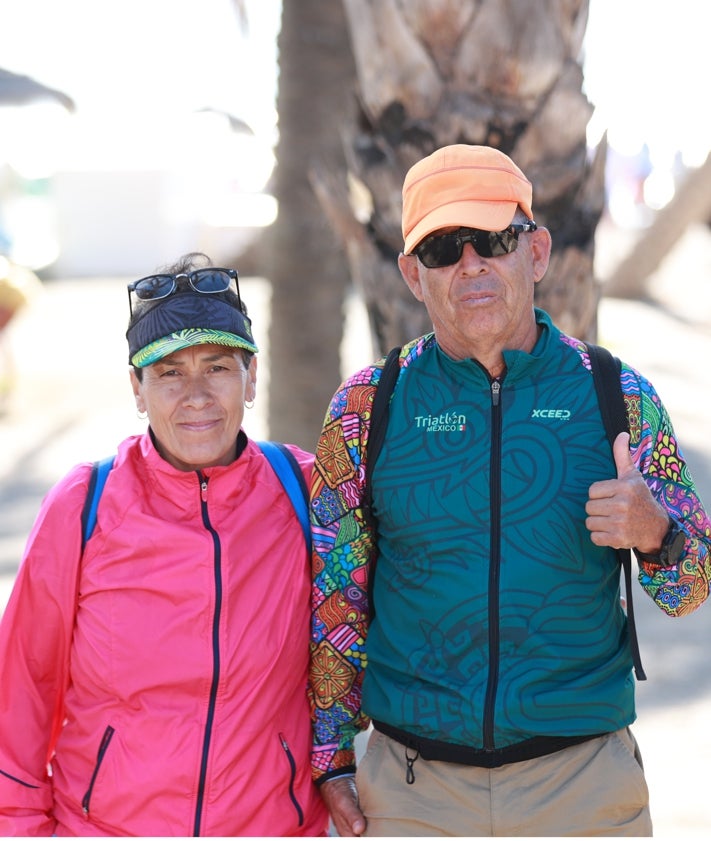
0, 433, 328, 836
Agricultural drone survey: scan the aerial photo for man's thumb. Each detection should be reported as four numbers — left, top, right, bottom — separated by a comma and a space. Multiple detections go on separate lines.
612, 431, 635, 478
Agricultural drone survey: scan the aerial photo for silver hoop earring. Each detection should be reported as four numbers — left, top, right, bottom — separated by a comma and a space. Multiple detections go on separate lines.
137, 409, 148, 420
244, 399, 255, 410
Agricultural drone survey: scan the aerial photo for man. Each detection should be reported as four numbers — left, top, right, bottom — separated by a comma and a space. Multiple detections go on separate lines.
308, 145, 711, 836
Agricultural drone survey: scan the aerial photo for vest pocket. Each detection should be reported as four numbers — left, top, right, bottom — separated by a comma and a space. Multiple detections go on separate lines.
278, 732, 304, 827
81, 725, 115, 816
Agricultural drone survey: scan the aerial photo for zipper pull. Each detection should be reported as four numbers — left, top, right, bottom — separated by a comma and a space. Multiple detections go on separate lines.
201, 478, 208, 502
405, 747, 419, 784
491, 379, 501, 406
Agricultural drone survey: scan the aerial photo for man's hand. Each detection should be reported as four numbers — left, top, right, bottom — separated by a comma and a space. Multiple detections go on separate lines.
319, 775, 366, 837
586, 432, 669, 552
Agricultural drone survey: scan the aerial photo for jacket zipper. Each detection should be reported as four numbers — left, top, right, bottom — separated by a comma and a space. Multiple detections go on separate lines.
193, 473, 222, 837
278, 733, 305, 826
483, 378, 502, 751
81, 725, 115, 816
0, 768, 39, 788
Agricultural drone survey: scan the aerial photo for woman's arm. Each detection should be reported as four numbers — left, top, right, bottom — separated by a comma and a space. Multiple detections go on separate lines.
0, 466, 90, 835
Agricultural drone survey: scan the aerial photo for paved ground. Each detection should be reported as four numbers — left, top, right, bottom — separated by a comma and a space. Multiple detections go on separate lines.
1, 223, 710, 837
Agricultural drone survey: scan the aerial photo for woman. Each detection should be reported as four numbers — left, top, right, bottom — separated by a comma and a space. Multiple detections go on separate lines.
0, 253, 328, 836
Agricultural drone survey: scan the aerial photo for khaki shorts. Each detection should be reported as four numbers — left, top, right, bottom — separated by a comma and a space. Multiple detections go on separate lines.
356, 727, 652, 836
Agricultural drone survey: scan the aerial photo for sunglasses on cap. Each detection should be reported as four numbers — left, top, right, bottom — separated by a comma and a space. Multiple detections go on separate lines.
127, 268, 242, 316
414, 222, 537, 268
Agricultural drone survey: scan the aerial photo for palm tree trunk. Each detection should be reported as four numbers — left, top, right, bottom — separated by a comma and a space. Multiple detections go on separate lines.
265, 0, 356, 449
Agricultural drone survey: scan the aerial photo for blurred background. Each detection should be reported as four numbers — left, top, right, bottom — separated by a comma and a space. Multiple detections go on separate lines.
1, 1, 710, 836
0, 0, 280, 277
1, 0, 709, 437
0, 0, 708, 276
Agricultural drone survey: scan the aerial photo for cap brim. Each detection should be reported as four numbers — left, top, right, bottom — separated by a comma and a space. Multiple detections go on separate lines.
131, 328, 258, 368
403, 200, 520, 254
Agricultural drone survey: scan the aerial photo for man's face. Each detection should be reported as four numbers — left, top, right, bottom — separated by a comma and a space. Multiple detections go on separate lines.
398, 224, 551, 361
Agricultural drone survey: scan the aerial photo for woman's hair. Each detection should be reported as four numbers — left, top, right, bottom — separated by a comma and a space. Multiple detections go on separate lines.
130, 252, 253, 380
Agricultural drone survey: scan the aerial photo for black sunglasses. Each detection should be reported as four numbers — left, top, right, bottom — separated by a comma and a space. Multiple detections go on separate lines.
127, 268, 241, 316
414, 222, 537, 268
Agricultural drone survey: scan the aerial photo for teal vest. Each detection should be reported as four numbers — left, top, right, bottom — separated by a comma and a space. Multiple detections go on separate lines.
363, 313, 634, 750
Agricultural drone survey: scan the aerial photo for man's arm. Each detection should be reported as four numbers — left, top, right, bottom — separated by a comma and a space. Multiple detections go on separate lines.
309, 368, 379, 786
586, 368, 710, 615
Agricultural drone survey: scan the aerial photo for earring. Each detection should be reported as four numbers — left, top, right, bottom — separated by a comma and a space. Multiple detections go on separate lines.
244, 399, 255, 410
136, 409, 148, 420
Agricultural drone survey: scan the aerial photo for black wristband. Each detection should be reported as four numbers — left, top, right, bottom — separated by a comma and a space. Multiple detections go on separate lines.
634, 518, 685, 567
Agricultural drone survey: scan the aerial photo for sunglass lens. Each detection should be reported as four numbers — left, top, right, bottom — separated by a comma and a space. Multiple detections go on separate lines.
417, 234, 461, 268
416, 229, 521, 267
487, 231, 516, 257
192, 269, 232, 293
134, 275, 175, 300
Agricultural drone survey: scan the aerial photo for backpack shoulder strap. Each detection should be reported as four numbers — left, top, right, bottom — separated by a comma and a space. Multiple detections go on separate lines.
587, 343, 646, 681
587, 343, 628, 440
258, 441, 311, 553
80, 455, 116, 552
363, 346, 401, 525
362, 347, 401, 620
80, 447, 311, 554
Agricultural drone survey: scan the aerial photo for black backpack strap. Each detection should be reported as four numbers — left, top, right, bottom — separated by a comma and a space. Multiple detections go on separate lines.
588, 344, 628, 444
587, 343, 646, 681
363, 346, 401, 527
363, 347, 401, 619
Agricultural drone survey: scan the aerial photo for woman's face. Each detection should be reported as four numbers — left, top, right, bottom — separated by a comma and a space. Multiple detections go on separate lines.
130, 344, 257, 471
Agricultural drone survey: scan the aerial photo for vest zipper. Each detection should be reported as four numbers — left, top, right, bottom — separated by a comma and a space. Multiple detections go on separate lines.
491, 379, 501, 406
483, 378, 503, 751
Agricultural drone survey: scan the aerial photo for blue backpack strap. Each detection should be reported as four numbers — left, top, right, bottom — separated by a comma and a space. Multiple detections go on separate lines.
80, 455, 115, 551
257, 441, 311, 552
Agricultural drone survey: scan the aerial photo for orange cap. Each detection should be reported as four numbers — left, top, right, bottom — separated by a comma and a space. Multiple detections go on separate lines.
402, 144, 533, 254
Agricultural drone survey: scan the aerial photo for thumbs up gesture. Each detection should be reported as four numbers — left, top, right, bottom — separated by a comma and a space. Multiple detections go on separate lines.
586, 432, 669, 551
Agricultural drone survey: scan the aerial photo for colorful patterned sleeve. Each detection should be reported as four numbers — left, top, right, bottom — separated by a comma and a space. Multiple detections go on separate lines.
622, 364, 711, 614
308, 362, 381, 784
